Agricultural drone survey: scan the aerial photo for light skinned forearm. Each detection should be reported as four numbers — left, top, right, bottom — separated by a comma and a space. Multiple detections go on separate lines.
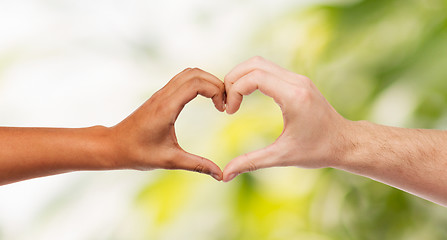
334, 120, 447, 206
0, 126, 117, 185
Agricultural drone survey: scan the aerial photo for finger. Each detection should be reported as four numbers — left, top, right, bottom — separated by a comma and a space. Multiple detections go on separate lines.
186, 68, 225, 93
169, 68, 225, 110
168, 150, 223, 181
224, 56, 287, 88
168, 77, 225, 120
225, 69, 290, 114
222, 144, 280, 182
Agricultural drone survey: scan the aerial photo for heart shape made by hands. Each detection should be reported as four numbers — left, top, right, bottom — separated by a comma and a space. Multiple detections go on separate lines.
175, 93, 283, 180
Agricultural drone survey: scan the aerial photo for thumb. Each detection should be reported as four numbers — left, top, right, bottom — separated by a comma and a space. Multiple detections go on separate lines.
173, 150, 223, 181
223, 144, 279, 182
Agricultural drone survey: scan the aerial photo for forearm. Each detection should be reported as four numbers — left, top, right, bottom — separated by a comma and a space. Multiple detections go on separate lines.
335, 120, 447, 205
0, 126, 116, 185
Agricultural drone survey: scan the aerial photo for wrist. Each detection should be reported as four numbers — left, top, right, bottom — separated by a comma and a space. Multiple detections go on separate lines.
330, 120, 374, 171
86, 125, 122, 170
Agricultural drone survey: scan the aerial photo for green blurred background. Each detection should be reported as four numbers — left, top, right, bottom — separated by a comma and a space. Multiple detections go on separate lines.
1, 0, 447, 239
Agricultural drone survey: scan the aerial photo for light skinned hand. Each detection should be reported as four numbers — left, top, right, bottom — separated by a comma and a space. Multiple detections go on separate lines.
111, 68, 225, 180
3, 58, 447, 206
222, 56, 349, 182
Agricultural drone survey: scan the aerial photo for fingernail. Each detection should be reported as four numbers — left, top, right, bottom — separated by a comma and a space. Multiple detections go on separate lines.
211, 173, 221, 181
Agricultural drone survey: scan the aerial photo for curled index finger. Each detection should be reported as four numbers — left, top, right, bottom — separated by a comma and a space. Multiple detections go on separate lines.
224, 56, 287, 91
225, 69, 289, 114
167, 76, 225, 120
176, 68, 225, 111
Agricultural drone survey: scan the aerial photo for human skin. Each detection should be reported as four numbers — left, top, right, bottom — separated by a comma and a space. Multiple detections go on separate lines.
0, 68, 224, 185
223, 56, 447, 206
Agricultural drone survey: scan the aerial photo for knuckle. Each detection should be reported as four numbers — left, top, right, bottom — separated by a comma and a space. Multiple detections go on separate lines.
248, 161, 258, 172
298, 75, 312, 86
151, 96, 175, 115
224, 73, 232, 83
149, 90, 162, 102
242, 153, 258, 172
292, 87, 312, 103
249, 69, 265, 79
193, 164, 205, 173
163, 100, 180, 113
224, 77, 235, 88
153, 101, 164, 113
189, 67, 203, 75
250, 56, 265, 64
218, 81, 225, 91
